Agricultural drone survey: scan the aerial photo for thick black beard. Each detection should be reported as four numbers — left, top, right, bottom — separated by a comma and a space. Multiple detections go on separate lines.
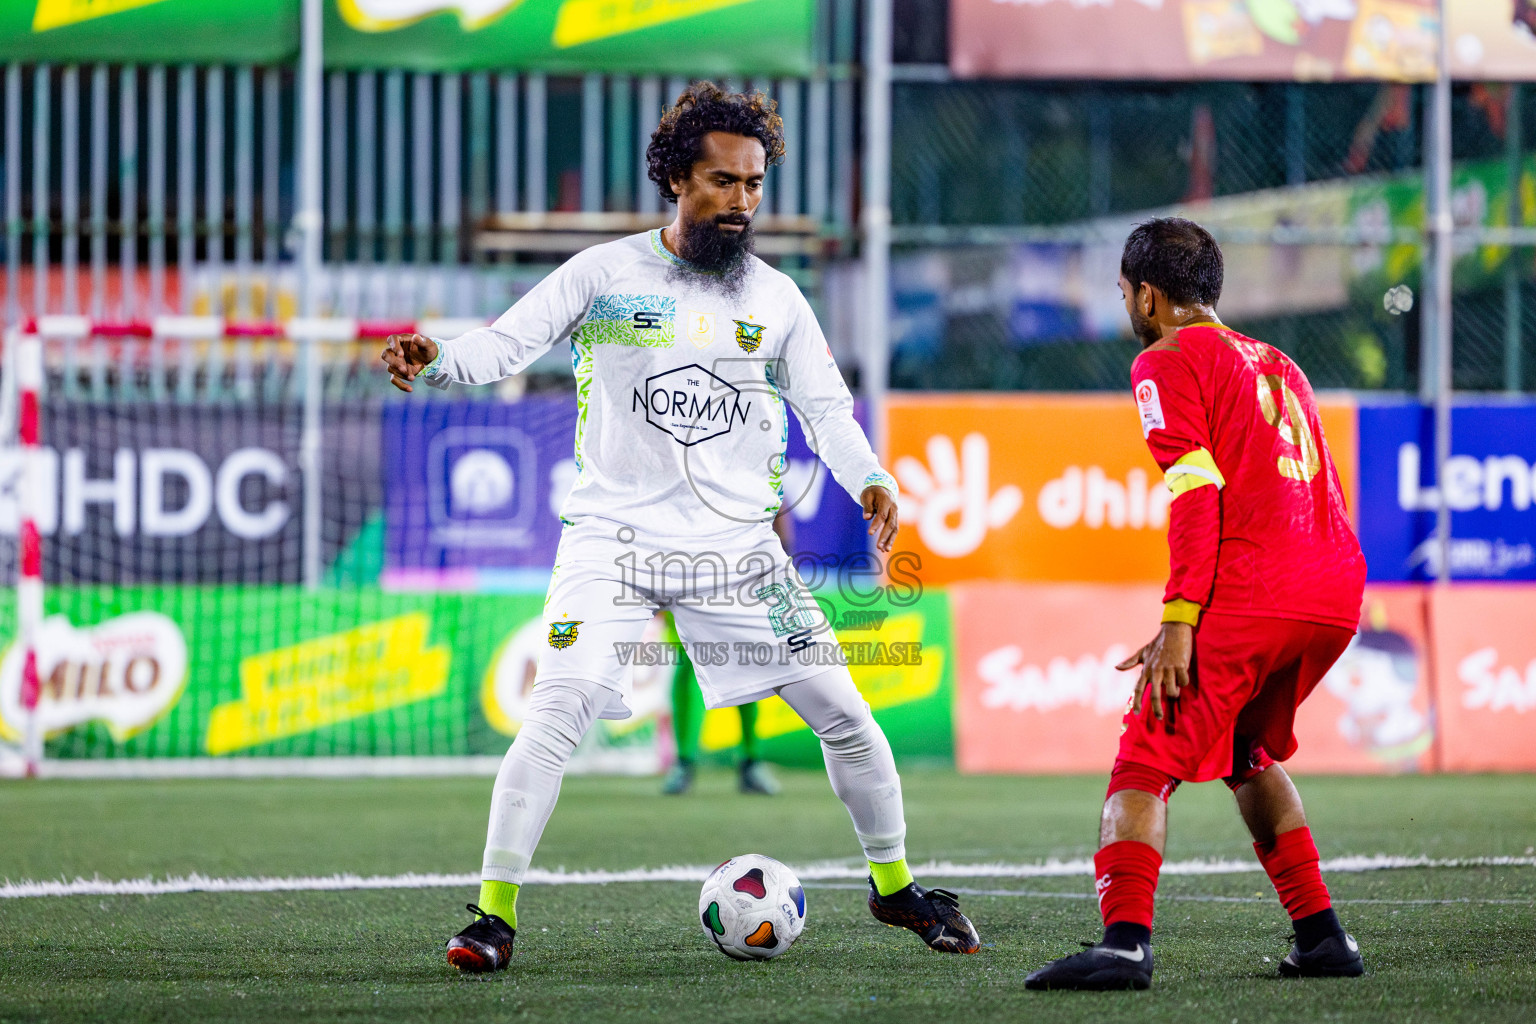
1131, 311, 1160, 349
672, 215, 755, 296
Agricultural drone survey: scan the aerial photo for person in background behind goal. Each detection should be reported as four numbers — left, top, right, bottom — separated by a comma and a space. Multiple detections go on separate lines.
1025, 218, 1368, 992
382, 82, 981, 974
661, 508, 793, 797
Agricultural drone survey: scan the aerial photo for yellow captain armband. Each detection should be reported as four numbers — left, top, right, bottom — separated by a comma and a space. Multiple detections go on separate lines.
1164, 448, 1225, 498
1162, 599, 1202, 626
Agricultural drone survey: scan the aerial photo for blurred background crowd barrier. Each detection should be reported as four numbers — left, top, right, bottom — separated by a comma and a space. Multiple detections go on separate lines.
0, 0, 1533, 776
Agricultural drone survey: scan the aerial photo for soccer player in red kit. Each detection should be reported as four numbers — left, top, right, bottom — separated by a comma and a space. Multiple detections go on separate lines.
1026, 218, 1368, 991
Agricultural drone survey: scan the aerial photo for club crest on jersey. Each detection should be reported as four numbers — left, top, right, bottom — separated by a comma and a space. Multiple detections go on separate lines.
547, 620, 582, 650
734, 320, 765, 353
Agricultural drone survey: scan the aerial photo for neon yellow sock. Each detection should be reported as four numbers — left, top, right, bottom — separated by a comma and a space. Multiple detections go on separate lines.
477, 880, 519, 928
869, 858, 914, 897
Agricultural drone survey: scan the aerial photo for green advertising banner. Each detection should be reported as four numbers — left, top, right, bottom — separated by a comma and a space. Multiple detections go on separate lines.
0, 583, 956, 770
1347, 153, 1536, 299
0, 587, 540, 759
0, 1, 814, 74
0, 0, 296, 64
694, 588, 958, 769
325, 0, 814, 74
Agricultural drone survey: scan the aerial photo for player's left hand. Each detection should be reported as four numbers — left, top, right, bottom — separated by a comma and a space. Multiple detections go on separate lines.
861, 486, 898, 553
1119, 622, 1193, 723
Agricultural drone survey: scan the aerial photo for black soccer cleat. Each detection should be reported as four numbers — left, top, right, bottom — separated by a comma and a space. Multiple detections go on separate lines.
1279, 931, 1364, 978
445, 903, 516, 973
867, 877, 982, 954
1024, 940, 1155, 991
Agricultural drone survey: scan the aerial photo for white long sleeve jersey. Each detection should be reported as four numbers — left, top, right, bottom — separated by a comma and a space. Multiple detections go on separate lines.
422, 230, 896, 538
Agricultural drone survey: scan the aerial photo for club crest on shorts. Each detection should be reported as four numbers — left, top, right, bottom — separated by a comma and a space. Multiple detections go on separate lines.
734, 319, 765, 353
547, 620, 582, 649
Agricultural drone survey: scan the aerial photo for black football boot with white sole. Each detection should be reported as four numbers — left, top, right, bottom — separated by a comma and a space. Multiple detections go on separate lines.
1279, 931, 1364, 978
445, 904, 516, 973
866, 877, 982, 953
1024, 940, 1155, 991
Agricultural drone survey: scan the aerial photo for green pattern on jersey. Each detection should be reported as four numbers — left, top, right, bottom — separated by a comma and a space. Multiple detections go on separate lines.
573, 293, 677, 348
764, 360, 788, 508
574, 316, 675, 349
571, 336, 594, 477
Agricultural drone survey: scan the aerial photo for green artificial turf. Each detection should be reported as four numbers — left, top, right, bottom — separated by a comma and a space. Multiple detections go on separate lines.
1, 770, 1533, 1023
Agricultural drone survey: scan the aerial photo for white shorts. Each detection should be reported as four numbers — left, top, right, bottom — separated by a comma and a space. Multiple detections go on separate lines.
535, 517, 839, 719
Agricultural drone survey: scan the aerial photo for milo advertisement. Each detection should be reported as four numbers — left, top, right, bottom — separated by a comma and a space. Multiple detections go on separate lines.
0, 588, 536, 760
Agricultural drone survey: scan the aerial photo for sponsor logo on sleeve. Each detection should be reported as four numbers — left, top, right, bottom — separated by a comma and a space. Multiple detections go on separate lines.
1135, 379, 1165, 437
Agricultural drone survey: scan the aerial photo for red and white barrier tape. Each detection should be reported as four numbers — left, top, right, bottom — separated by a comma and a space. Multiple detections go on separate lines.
14, 334, 44, 776
16, 315, 486, 341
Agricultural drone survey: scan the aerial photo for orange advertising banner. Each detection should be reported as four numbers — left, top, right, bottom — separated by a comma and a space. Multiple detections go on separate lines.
1429, 585, 1536, 772
950, 581, 1436, 776
950, 582, 1161, 774
886, 394, 1356, 586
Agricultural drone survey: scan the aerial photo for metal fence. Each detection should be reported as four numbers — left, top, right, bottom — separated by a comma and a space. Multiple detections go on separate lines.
886, 78, 1536, 393
0, 64, 860, 318
1, 29, 1533, 396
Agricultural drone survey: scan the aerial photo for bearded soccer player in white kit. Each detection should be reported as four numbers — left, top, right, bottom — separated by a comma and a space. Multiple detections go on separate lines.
382, 82, 982, 972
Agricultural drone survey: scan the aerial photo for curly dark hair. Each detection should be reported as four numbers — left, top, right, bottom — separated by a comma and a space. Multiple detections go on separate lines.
646, 81, 786, 205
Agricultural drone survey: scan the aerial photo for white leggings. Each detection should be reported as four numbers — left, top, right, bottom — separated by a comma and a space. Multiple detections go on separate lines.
481, 667, 907, 884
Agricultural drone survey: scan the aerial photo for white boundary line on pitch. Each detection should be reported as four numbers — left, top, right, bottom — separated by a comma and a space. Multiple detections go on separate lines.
810, 884, 1536, 907
2, 855, 1532, 899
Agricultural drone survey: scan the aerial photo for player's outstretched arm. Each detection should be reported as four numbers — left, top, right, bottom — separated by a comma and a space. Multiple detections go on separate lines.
381, 333, 440, 393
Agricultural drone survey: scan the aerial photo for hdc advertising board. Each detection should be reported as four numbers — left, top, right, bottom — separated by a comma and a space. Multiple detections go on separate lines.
1358, 402, 1536, 581
0, 402, 378, 585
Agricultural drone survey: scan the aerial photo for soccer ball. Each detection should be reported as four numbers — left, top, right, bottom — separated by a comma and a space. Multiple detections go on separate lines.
698, 854, 807, 960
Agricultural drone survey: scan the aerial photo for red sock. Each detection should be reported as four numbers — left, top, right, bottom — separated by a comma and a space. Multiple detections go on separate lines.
1094, 840, 1162, 930
1254, 826, 1332, 920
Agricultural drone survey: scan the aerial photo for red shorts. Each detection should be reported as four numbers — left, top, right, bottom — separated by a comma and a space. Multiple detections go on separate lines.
1116, 612, 1354, 784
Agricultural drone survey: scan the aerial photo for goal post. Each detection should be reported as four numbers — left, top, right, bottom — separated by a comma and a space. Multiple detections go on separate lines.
1, 315, 598, 778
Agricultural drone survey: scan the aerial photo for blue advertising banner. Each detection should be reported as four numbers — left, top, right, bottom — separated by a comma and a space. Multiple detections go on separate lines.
383, 397, 871, 590
1359, 401, 1536, 581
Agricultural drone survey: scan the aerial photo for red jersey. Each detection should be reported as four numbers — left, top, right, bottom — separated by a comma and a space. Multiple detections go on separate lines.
1130, 323, 1365, 631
